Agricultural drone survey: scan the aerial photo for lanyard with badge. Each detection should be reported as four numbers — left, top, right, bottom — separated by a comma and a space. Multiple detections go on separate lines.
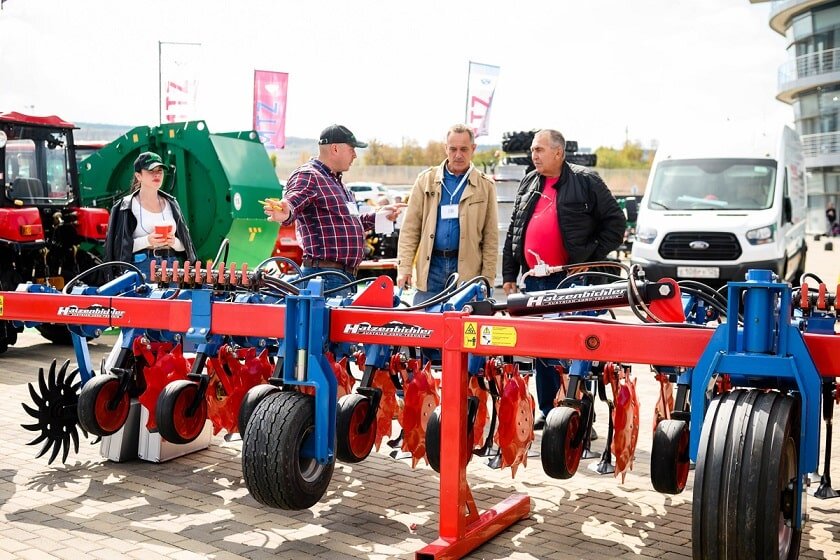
341, 181, 360, 216
441, 166, 471, 220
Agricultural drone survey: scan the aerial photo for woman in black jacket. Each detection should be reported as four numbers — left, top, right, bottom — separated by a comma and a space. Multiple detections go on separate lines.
103, 152, 196, 278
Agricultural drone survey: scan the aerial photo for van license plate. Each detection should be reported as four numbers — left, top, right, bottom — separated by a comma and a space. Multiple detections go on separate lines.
677, 266, 719, 279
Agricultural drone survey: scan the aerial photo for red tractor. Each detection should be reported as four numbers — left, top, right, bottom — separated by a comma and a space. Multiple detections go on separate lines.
0, 112, 109, 351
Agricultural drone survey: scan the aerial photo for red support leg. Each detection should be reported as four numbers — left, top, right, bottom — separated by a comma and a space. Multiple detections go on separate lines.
416, 316, 531, 559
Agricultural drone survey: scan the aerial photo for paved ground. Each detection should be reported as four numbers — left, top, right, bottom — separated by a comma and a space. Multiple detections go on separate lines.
1, 241, 839, 559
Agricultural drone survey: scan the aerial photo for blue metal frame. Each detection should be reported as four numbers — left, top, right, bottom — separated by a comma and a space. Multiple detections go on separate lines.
689, 269, 822, 530
281, 279, 337, 465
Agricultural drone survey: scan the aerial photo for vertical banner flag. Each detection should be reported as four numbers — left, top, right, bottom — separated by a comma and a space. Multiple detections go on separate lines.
159, 42, 201, 124
465, 61, 500, 139
253, 70, 289, 150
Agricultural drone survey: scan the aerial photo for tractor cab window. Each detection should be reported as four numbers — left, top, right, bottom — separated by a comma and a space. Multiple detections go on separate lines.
3, 129, 73, 205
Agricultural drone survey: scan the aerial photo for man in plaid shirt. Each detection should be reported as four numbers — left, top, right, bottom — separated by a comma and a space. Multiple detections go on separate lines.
263, 124, 401, 295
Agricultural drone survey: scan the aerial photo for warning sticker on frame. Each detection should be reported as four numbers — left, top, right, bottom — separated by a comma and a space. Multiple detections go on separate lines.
480, 325, 517, 347
463, 322, 477, 348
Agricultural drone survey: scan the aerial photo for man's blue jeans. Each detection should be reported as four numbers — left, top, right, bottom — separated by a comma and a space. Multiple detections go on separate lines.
299, 266, 356, 298
523, 272, 567, 416
413, 255, 459, 306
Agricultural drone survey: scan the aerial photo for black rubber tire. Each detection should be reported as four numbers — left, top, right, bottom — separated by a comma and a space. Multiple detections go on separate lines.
77, 374, 130, 437
155, 380, 208, 445
425, 405, 475, 474
335, 393, 377, 463
692, 389, 802, 560
650, 419, 690, 494
242, 391, 335, 510
237, 384, 280, 435
36, 323, 74, 345
541, 406, 583, 479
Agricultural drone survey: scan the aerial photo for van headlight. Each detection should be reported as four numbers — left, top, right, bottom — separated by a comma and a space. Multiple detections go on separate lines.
746, 224, 775, 245
635, 226, 658, 244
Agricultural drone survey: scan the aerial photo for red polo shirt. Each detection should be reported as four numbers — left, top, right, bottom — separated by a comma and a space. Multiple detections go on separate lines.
523, 176, 568, 268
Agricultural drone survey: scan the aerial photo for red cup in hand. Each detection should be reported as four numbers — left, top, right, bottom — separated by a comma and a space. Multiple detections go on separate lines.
155, 225, 173, 236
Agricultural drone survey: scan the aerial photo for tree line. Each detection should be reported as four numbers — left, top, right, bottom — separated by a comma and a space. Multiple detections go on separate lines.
360, 138, 652, 169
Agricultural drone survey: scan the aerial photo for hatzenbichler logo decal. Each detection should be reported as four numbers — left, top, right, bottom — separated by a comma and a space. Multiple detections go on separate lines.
344, 321, 433, 338
57, 305, 125, 319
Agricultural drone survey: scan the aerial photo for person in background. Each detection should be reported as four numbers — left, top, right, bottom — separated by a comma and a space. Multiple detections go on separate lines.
396, 124, 498, 304
502, 129, 625, 429
263, 124, 402, 295
104, 151, 196, 278
826, 200, 837, 236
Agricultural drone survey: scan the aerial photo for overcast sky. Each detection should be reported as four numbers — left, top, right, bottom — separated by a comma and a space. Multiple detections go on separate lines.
0, 0, 791, 148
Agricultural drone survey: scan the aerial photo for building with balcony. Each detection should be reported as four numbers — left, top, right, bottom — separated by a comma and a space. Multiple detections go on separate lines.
753, 0, 840, 233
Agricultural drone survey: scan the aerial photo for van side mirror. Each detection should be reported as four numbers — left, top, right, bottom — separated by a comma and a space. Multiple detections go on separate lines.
783, 197, 792, 223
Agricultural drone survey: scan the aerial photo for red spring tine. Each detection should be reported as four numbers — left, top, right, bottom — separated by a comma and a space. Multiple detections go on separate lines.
194, 260, 202, 284
241, 263, 249, 286
217, 261, 225, 285
206, 260, 213, 283
818, 283, 828, 310
160, 260, 169, 283
171, 261, 180, 284
182, 260, 191, 286
149, 260, 157, 283
800, 282, 810, 310
229, 263, 238, 286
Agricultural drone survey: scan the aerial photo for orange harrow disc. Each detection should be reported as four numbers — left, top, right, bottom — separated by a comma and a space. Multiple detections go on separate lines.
400, 359, 440, 468
609, 365, 640, 482
494, 363, 535, 477
371, 367, 399, 451
468, 376, 489, 448
206, 345, 273, 434
135, 339, 192, 430
652, 371, 675, 432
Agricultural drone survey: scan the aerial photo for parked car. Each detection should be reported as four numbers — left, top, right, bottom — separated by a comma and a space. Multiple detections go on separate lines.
347, 182, 390, 203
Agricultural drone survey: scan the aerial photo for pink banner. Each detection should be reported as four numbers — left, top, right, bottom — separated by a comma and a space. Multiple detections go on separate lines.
253, 70, 289, 150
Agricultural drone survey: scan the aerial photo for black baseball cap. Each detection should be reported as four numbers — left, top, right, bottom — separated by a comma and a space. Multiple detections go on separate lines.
318, 124, 368, 148
133, 152, 169, 172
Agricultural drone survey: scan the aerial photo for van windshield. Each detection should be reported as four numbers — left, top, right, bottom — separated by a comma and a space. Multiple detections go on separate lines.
647, 158, 776, 211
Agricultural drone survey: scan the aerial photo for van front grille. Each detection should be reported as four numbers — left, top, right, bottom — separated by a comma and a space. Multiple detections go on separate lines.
658, 232, 742, 261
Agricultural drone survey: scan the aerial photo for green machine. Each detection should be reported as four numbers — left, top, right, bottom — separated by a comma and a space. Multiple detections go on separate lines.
78, 120, 283, 265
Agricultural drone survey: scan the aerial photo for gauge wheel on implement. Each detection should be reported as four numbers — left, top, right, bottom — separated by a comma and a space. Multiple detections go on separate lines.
155, 380, 209, 445
335, 393, 378, 463
650, 418, 690, 494
242, 391, 335, 510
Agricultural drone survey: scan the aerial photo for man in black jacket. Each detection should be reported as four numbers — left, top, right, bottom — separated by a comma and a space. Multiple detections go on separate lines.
502, 129, 625, 428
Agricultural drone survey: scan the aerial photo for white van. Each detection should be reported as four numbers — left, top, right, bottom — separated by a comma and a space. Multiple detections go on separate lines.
631, 125, 807, 286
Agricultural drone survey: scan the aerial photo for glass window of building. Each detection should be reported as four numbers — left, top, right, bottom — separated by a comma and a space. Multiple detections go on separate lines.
791, 12, 813, 40
814, 4, 840, 32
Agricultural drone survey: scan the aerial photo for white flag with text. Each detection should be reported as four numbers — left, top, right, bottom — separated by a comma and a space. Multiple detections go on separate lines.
466, 62, 500, 139
159, 42, 201, 124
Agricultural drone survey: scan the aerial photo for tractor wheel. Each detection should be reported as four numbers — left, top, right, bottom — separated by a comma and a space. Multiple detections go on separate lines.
237, 384, 280, 435
541, 406, 583, 479
36, 324, 74, 345
425, 405, 475, 474
155, 380, 208, 445
77, 374, 130, 437
650, 419, 690, 494
693, 389, 801, 560
335, 393, 377, 463
242, 391, 335, 510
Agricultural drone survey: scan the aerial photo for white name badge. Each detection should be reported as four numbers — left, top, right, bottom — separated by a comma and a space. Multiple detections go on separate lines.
441, 204, 459, 219
346, 202, 360, 216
